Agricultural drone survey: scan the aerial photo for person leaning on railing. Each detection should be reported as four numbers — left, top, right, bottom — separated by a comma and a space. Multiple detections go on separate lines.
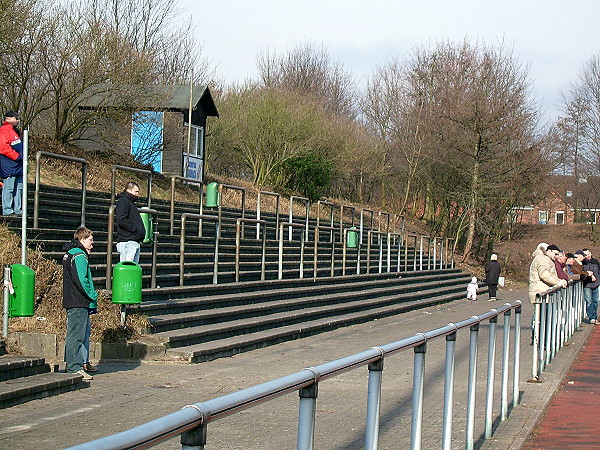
528, 244, 567, 343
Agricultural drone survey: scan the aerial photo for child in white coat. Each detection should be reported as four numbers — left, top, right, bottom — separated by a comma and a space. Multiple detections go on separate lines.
467, 276, 478, 301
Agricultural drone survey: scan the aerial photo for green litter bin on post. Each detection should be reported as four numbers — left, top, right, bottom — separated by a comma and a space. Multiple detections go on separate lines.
112, 261, 142, 305
347, 227, 359, 249
9, 264, 35, 317
205, 182, 219, 207
138, 208, 154, 243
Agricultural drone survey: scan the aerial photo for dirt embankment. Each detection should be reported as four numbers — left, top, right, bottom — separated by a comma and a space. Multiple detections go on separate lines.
465, 223, 599, 284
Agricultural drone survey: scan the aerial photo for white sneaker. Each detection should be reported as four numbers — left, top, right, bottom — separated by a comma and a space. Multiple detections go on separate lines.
76, 369, 94, 380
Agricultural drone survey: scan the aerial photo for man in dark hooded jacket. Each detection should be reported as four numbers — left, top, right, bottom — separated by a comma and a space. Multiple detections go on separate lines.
484, 253, 502, 301
63, 226, 98, 380
115, 181, 145, 263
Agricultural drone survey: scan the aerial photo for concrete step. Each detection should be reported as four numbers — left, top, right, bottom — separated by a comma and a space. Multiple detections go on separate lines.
165, 289, 466, 363
0, 356, 87, 409
0, 356, 50, 382
154, 281, 467, 348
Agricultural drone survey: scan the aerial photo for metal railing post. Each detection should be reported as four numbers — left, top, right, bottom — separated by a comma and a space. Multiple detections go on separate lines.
180, 422, 207, 450
360, 209, 374, 246
442, 328, 457, 450
297, 383, 318, 450
235, 218, 266, 282
34, 151, 88, 228
257, 191, 280, 240
513, 302, 522, 407
106, 205, 115, 290
411, 339, 427, 450
484, 314, 498, 439
501, 308, 511, 421
465, 321, 479, 450
313, 225, 336, 278
365, 356, 383, 450
317, 200, 335, 243
340, 205, 355, 243
279, 222, 306, 280
169, 175, 203, 235
2, 266, 9, 338
180, 213, 220, 286
532, 302, 541, 380
288, 196, 310, 241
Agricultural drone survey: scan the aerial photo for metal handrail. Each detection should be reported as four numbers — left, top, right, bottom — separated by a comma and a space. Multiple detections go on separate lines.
404, 233, 419, 272
532, 281, 584, 380
341, 227, 360, 276
180, 213, 219, 285
288, 195, 310, 241
360, 208, 374, 245
278, 222, 306, 280
105, 206, 159, 290
340, 204, 356, 243
316, 200, 334, 243
394, 213, 405, 237
70, 302, 524, 450
388, 232, 403, 272
169, 176, 203, 235
419, 235, 431, 271
110, 165, 152, 208
34, 151, 87, 228
432, 236, 444, 269
313, 225, 336, 278
378, 211, 391, 232
217, 184, 246, 238
257, 190, 280, 240
445, 238, 455, 268
366, 230, 388, 274
235, 218, 266, 283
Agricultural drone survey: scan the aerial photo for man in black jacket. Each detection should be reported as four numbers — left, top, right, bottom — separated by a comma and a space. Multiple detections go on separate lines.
115, 182, 145, 263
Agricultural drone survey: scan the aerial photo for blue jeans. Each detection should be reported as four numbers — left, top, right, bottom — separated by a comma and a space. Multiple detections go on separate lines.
117, 241, 141, 263
77, 313, 91, 364
584, 287, 599, 321
65, 307, 88, 373
2, 174, 22, 215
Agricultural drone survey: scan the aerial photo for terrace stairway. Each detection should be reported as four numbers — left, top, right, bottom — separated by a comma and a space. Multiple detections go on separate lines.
3, 182, 477, 363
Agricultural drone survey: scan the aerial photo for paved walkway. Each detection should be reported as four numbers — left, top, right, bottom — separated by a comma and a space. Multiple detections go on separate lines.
0, 288, 591, 449
523, 321, 600, 449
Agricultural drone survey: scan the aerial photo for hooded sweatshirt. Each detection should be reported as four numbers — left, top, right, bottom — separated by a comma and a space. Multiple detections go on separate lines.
62, 240, 98, 309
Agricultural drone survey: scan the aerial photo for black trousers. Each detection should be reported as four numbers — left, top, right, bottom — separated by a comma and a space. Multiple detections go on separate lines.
488, 284, 498, 298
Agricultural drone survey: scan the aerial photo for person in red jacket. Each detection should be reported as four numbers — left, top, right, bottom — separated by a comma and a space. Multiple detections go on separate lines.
0, 111, 23, 216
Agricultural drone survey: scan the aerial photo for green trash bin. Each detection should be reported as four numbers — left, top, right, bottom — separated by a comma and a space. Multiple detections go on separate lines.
138, 208, 154, 244
347, 227, 359, 249
112, 261, 142, 305
205, 182, 219, 208
9, 264, 35, 317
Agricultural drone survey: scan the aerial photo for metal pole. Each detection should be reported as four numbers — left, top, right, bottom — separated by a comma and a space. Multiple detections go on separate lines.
21, 130, 28, 265
212, 221, 219, 285
513, 304, 522, 407
297, 384, 318, 450
465, 322, 479, 450
532, 302, 541, 379
365, 358, 383, 450
442, 330, 456, 450
106, 205, 115, 290
151, 231, 158, 289
485, 315, 498, 439
179, 215, 186, 286
411, 341, 427, 450
501, 309, 511, 420
278, 223, 284, 280
2, 266, 10, 338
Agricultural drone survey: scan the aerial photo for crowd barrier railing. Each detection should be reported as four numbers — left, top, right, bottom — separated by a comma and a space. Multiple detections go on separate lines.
67, 302, 523, 450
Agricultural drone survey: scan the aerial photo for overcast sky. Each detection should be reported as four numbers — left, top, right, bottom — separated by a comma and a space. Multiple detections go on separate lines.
179, 0, 600, 124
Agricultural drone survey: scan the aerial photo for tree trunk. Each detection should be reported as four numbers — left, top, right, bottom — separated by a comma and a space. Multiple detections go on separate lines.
461, 159, 479, 262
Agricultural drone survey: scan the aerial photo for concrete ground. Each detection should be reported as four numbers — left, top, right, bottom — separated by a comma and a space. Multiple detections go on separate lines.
0, 288, 589, 449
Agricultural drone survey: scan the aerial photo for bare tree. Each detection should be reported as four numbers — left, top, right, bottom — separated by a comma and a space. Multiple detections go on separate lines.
257, 43, 356, 119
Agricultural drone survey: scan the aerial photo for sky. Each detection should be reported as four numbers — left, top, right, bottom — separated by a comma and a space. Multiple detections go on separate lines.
178, 0, 600, 124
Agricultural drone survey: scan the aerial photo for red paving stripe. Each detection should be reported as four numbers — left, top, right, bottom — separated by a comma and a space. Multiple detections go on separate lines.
524, 326, 600, 449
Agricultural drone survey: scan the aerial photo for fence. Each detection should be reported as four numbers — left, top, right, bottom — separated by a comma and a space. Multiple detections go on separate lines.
532, 280, 584, 380
69, 301, 528, 450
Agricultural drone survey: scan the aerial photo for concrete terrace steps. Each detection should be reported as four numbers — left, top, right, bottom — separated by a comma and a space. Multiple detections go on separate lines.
165, 289, 468, 363
147, 275, 469, 333
149, 273, 471, 349
139, 269, 464, 316
0, 356, 87, 409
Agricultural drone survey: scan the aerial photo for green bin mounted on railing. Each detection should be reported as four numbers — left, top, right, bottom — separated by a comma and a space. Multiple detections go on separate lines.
205, 182, 219, 207
347, 227, 359, 249
138, 208, 154, 244
112, 261, 142, 305
9, 264, 35, 317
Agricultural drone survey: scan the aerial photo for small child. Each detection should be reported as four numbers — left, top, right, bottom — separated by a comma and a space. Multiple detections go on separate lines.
467, 276, 478, 301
